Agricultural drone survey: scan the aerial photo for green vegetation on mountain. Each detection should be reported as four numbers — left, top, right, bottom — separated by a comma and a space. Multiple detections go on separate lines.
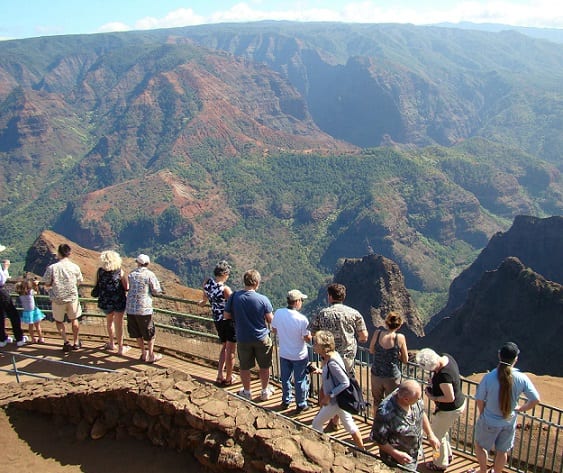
0, 22, 561, 318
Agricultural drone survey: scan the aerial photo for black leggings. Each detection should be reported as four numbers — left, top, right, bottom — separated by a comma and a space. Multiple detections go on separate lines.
0, 287, 23, 343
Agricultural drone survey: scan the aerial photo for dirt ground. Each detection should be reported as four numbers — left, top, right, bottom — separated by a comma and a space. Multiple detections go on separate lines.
0, 367, 560, 473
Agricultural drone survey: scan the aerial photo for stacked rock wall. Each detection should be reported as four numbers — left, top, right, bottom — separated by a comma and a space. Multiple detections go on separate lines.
0, 368, 392, 473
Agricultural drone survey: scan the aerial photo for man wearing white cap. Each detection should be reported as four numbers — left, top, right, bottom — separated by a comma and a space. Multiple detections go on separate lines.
271, 289, 312, 412
126, 254, 163, 363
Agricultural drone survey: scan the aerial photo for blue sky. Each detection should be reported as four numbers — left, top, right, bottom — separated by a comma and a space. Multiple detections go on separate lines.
1, 0, 561, 40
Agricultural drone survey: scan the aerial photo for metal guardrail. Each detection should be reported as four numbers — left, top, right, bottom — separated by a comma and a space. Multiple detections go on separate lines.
6, 286, 562, 473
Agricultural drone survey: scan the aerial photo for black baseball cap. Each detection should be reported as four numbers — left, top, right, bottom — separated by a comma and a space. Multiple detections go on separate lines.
499, 342, 520, 362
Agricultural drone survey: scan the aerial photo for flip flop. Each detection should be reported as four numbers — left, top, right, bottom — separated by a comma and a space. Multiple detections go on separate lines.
139, 354, 146, 362
147, 353, 162, 363
118, 345, 131, 355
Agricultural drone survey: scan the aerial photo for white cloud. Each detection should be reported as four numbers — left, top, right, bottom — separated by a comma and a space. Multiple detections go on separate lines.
135, 8, 205, 30
98, 22, 131, 33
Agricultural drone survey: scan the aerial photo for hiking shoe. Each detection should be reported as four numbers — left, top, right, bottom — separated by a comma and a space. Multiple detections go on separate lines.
260, 386, 275, 401
16, 336, 29, 347
236, 389, 252, 400
62, 341, 72, 353
0, 336, 13, 348
71, 341, 82, 351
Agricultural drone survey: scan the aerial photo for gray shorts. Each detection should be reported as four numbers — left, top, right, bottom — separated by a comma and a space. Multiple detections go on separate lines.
237, 336, 273, 370
475, 415, 516, 452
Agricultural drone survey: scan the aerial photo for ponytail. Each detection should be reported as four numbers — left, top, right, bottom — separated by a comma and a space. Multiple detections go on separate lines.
498, 362, 514, 418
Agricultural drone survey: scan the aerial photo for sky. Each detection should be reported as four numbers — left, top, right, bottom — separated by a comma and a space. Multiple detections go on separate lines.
1, 0, 562, 41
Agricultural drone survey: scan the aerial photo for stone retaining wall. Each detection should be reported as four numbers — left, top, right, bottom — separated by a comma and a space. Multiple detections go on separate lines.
0, 368, 393, 473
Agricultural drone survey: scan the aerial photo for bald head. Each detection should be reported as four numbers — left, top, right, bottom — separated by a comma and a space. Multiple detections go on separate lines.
397, 380, 422, 406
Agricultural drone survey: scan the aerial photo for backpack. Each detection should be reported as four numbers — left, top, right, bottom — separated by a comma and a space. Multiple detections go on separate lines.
327, 360, 368, 416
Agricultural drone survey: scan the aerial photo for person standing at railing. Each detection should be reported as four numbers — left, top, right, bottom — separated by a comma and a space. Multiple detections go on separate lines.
15, 277, 46, 344
470, 342, 540, 473
199, 260, 235, 386
416, 347, 466, 471
369, 312, 409, 411
308, 283, 368, 431
0, 258, 28, 348
224, 269, 274, 402
271, 289, 312, 413
126, 254, 163, 363
94, 250, 130, 355
43, 244, 83, 353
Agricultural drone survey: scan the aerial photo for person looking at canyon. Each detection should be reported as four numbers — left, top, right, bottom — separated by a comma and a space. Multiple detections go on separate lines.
369, 311, 408, 411
0, 258, 27, 347
94, 250, 129, 355
43, 244, 83, 352
309, 282, 368, 430
199, 260, 236, 386
126, 254, 163, 363
224, 269, 275, 402
471, 342, 540, 473
416, 348, 466, 471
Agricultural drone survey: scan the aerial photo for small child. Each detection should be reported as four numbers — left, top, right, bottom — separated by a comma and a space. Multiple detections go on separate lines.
15, 278, 46, 343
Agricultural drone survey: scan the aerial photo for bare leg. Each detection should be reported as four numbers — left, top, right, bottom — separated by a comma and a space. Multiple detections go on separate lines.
113, 311, 126, 353
56, 321, 67, 343
35, 322, 43, 340
240, 369, 252, 391
259, 367, 270, 390
493, 450, 508, 473
225, 341, 236, 382
71, 319, 80, 345
217, 342, 226, 381
475, 443, 489, 473
28, 324, 35, 342
351, 430, 364, 450
136, 337, 146, 360
106, 312, 115, 349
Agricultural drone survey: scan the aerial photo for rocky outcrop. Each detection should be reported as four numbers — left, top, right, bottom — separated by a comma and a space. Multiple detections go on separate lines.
423, 257, 563, 376
0, 369, 390, 473
24, 230, 202, 301
427, 215, 563, 331
311, 254, 424, 342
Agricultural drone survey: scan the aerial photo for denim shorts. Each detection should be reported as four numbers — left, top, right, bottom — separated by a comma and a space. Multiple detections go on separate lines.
475, 415, 516, 452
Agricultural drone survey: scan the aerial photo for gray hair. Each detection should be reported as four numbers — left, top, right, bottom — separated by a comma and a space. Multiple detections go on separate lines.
214, 260, 231, 277
416, 348, 440, 371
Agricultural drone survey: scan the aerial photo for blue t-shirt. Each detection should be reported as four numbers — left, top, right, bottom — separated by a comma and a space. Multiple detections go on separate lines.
225, 290, 273, 343
475, 367, 540, 427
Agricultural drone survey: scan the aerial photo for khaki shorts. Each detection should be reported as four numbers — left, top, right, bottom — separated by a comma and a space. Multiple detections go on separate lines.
51, 300, 82, 323
237, 336, 273, 370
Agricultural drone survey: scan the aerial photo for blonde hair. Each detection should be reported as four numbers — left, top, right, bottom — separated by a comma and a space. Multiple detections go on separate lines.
416, 348, 440, 372
100, 250, 122, 271
314, 330, 335, 353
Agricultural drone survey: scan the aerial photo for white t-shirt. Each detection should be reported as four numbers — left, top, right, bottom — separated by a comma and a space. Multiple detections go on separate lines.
272, 307, 310, 361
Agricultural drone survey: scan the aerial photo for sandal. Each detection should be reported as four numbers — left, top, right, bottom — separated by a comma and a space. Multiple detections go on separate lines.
146, 353, 163, 363
425, 462, 446, 471
104, 342, 116, 351
222, 375, 238, 386
139, 354, 146, 362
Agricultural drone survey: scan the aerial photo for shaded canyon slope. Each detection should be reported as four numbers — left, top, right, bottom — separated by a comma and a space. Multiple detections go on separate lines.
427, 215, 563, 331
422, 257, 563, 376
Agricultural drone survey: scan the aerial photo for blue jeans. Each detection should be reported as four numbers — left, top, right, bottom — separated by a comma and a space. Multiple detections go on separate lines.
280, 357, 309, 407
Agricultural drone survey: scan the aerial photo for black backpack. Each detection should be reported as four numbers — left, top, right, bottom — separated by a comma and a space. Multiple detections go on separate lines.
326, 360, 368, 416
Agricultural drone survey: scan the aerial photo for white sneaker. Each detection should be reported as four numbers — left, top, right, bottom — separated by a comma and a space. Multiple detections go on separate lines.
236, 389, 252, 400
0, 336, 13, 348
16, 336, 29, 347
261, 385, 275, 401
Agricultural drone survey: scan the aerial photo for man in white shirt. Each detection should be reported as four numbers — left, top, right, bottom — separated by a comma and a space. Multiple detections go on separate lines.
0, 258, 27, 347
271, 289, 312, 412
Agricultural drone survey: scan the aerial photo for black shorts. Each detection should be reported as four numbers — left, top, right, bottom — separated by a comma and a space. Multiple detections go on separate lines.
127, 313, 156, 341
214, 319, 236, 343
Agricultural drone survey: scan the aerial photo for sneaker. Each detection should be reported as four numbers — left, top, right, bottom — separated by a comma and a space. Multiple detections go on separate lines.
62, 341, 72, 353
296, 404, 310, 413
261, 386, 275, 401
280, 401, 291, 409
71, 341, 82, 351
236, 389, 252, 400
16, 336, 28, 347
0, 336, 13, 348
